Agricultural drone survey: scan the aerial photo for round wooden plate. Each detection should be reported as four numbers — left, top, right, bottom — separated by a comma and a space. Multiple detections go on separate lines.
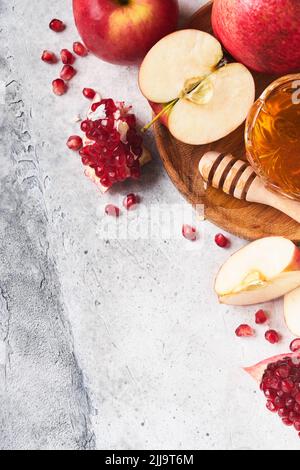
153, 1, 300, 242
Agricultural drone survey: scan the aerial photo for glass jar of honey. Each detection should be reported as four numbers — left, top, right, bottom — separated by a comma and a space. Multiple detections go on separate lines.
245, 74, 300, 200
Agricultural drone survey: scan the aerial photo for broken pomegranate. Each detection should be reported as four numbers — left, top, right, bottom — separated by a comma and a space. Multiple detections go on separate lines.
182, 224, 197, 241
41, 50, 57, 64
73, 42, 88, 57
123, 194, 139, 210
60, 49, 75, 65
83, 88, 96, 100
67, 136, 83, 151
235, 324, 255, 337
60, 65, 77, 81
290, 339, 300, 353
52, 79, 67, 96
80, 98, 150, 191
215, 233, 230, 248
265, 330, 281, 344
49, 19, 65, 33
105, 204, 120, 217
245, 352, 300, 437
255, 309, 268, 324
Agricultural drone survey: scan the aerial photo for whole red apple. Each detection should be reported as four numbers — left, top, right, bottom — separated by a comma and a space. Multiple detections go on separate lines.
73, 0, 179, 65
212, 0, 300, 75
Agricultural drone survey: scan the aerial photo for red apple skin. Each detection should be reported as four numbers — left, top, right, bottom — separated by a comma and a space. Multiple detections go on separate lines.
212, 0, 300, 75
73, 0, 179, 65
148, 101, 169, 127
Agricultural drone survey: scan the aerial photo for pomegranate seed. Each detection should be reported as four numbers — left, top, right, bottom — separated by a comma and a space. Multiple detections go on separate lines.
265, 330, 280, 344
60, 49, 75, 65
294, 421, 300, 431
67, 136, 83, 151
73, 42, 88, 57
83, 88, 96, 100
295, 393, 300, 405
60, 65, 77, 81
41, 50, 57, 64
255, 309, 268, 324
290, 339, 300, 352
123, 194, 139, 210
235, 324, 255, 338
49, 19, 65, 33
105, 205, 120, 217
266, 400, 277, 412
182, 224, 197, 241
282, 418, 293, 426
52, 79, 67, 96
215, 233, 229, 248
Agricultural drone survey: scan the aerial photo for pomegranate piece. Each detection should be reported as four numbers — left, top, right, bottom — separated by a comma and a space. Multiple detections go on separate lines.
215, 233, 230, 248
290, 339, 300, 352
182, 224, 197, 241
105, 204, 120, 217
235, 324, 255, 337
83, 88, 96, 100
67, 136, 83, 151
73, 41, 88, 57
255, 309, 268, 324
41, 50, 57, 64
123, 194, 139, 210
60, 49, 75, 65
49, 19, 65, 33
60, 65, 77, 81
265, 330, 281, 344
52, 79, 67, 96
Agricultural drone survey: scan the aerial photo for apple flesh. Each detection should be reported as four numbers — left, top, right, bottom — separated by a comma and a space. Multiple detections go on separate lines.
73, 0, 179, 65
215, 237, 300, 306
284, 287, 300, 337
139, 29, 255, 145
212, 0, 300, 75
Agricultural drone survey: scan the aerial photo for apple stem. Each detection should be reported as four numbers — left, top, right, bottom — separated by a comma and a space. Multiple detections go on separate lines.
141, 99, 178, 133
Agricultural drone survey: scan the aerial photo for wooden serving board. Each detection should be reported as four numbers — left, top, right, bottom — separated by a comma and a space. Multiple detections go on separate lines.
153, 1, 300, 242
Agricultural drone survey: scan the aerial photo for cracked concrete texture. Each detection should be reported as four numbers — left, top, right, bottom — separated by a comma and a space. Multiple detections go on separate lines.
1, 0, 299, 451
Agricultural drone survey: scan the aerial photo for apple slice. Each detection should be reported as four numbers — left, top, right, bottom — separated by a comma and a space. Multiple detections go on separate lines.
284, 287, 300, 337
215, 237, 300, 306
139, 29, 255, 145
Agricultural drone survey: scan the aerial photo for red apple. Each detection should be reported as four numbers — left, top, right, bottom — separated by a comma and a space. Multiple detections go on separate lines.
72, 0, 179, 65
212, 0, 300, 75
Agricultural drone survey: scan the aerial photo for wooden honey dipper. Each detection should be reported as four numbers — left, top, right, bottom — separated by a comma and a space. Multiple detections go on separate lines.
199, 151, 300, 224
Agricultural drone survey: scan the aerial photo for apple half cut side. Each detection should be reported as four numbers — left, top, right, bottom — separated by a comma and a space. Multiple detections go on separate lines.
215, 237, 300, 306
139, 29, 255, 145
284, 287, 300, 337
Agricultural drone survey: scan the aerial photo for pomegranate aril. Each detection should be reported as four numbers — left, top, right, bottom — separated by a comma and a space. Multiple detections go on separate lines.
295, 393, 300, 405
235, 324, 255, 337
294, 420, 300, 431
282, 418, 293, 426
123, 194, 139, 211
60, 49, 75, 65
52, 79, 67, 96
67, 135, 83, 151
101, 176, 112, 188
60, 65, 77, 81
290, 339, 300, 353
182, 224, 197, 242
41, 50, 57, 64
265, 330, 281, 344
73, 41, 88, 57
49, 19, 65, 33
105, 204, 120, 217
91, 102, 101, 112
130, 166, 141, 179
83, 88, 96, 100
255, 309, 268, 324
215, 233, 230, 248
266, 400, 277, 413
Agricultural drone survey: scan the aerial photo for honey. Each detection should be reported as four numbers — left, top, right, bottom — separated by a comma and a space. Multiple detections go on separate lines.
246, 75, 300, 200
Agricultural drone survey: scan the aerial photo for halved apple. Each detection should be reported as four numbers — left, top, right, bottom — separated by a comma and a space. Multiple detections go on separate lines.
139, 29, 255, 145
215, 237, 300, 306
284, 287, 300, 336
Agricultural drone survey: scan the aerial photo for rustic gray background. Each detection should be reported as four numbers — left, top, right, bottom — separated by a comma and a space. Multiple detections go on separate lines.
0, 0, 298, 450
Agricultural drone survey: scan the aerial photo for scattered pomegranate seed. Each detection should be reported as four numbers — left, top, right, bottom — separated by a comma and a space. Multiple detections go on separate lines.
49, 19, 65, 33
182, 224, 197, 241
105, 204, 120, 217
255, 309, 268, 324
60, 65, 77, 81
215, 233, 230, 248
290, 339, 300, 352
235, 324, 255, 337
52, 79, 67, 96
67, 136, 83, 151
73, 41, 88, 57
265, 330, 281, 344
60, 49, 75, 65
123, 194, 139, 210
83, 88, 96, 100
41, 50, 57, 64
